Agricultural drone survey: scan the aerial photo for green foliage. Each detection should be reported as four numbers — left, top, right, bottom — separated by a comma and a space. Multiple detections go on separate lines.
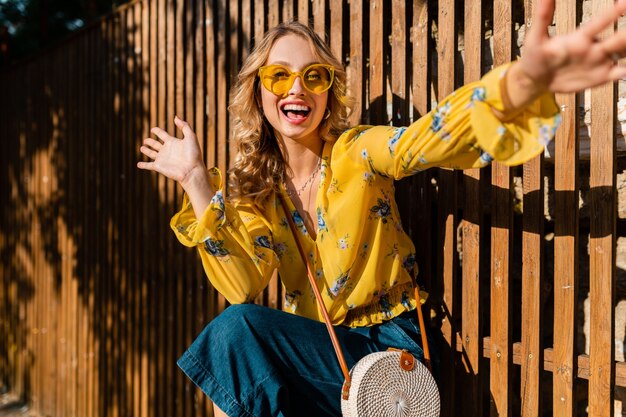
0, 0, 129, 62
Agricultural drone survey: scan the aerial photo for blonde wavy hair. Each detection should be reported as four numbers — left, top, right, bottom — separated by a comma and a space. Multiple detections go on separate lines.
228, 20, 352, 206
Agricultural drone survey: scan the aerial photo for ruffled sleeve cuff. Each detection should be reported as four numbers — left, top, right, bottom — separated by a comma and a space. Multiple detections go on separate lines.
470, 63, 562, 166
170, 167, 227, 247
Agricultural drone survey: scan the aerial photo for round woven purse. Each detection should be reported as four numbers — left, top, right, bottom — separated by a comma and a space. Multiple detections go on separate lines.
279, 195, 440, 417
341, 350, 440, 417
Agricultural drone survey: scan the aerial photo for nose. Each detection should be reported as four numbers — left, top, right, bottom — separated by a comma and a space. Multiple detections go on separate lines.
288, 75, 306, 96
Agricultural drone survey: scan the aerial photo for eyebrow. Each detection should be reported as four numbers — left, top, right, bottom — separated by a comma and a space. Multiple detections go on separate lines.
267, 61, 321, 69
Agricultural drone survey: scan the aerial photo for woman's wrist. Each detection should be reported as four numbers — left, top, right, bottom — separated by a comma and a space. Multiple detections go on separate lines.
181, 164, 211, 193
180, 165, 215, 219
500, 62, 546, 116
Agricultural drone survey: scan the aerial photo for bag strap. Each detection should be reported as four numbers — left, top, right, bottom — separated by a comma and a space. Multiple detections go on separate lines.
277, 194, 432, 384
278, 195, 352, 387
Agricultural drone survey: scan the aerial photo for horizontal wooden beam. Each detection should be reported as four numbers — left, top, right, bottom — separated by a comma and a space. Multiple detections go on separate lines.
456, 335, 626, 387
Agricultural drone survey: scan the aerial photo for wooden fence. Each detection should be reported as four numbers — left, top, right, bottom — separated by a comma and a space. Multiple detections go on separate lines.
0, 0, 623, 415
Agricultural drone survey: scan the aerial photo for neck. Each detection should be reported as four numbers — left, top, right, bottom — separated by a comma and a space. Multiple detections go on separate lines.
277, 133, 324, 181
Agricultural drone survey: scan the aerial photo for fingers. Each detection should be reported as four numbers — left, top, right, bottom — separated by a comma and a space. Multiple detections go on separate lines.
140, 144, 158, 160
526, 0, 554, 45
580, 0, 626, 38
608, 63, 626, 81
600, 30, 626, 59
174, 115, 196, 139
136, 161, 155, 171
150, 126, 173, 142
143, 137, 162, 150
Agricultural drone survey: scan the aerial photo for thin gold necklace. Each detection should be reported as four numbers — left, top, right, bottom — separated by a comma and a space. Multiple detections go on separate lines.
285, 157, 321, 197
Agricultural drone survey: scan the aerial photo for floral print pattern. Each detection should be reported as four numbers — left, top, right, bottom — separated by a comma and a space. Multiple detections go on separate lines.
370, 195, 393, 224
329, 271, 351, 298
430, 101, 451, 133
204, 238, 229, 257
284, 290, 302, 313
388, 127, 407, 156
254, 235, 272, 249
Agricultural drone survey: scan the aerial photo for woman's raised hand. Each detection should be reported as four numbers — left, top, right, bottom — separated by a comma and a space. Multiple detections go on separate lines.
137, 116, 206, 188
517, 0, 626, 95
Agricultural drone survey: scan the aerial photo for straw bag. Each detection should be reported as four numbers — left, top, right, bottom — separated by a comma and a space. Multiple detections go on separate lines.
279, 195, 440, 417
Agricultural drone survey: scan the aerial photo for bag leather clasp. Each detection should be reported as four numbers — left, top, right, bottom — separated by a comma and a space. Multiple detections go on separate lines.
388, 348, 415, 372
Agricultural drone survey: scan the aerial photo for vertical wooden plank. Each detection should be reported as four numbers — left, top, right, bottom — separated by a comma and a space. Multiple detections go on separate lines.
55, 44, 67, 417
165, 1, 176, 415
410, 2, 433, 347
553, 0, 579, 414
44, 49, 54, 417
119, 12, 129, 417
94, 20, 108, 417
205, 0, 219, 353
215, 0, 228, 317
391, 1, 407, 126
20, 67, 27, 405
35, 52, 44, 416
298, 0, 309, 24
35, 59, 43, 411
195, 0, 206, 150
192, 12, 208, 414
241, 0, 252, 67
140, 2, 151, 416
18, 67, 29, 405
156, 0, 168, 414
183, 0, 195, 412
329, 0, 342, 61
520, 2, 544, 416
89, 26, 99, 417
0, 71, 4, 395
78, 28, 89, 417
0, 66, 5, 394
348, 0, 362, 125
268, 0, 279, 28
282, 0, 294, 22
490, 0, 513, 415
254, 0, 265, 45
461, 0, 483, 414
312, 0, 326, 40
126, 7, 136, 417
174, 0, 186, 412
588, 0, 617, 415
228, 0, 239, 170
521, 151, 545, 416
106, 18, 116, 417
100, 19, 109, 417
207, 0, 217, 168
412, 0, 429, 118
77, 28, 85, 416
131, 6, 143, 417
369, 0, 385, 124
437, 0, 458, 414
113, 13, 122, 417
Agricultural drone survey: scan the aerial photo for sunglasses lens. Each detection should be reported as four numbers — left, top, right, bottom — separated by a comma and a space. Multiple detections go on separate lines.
303, 65, 333, 93
260, 66, 293, 95
259, 65, 334, 95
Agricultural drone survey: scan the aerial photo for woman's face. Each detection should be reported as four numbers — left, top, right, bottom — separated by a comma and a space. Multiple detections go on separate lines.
260, 34, 329, 146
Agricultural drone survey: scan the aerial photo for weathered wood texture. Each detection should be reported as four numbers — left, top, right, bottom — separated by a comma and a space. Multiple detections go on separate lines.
0, 0, 622, 416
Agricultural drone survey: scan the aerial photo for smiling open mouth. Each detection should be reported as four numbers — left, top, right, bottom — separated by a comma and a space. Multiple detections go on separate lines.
281, 103, 311, 120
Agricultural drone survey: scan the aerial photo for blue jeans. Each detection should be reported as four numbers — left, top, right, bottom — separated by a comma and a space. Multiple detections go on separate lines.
177, 304, 436, 417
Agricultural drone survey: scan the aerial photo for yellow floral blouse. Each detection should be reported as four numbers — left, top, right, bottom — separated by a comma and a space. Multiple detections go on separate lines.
171, 63, 561, 327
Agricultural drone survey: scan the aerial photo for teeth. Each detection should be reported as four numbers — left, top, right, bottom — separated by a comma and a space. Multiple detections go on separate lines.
283, 104, 310, 111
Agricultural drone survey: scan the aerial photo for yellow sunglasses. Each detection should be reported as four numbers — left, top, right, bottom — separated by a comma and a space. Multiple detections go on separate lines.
258, 63, 335, 96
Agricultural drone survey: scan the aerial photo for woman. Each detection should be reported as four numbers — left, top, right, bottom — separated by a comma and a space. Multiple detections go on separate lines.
138, 1, 626, 415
